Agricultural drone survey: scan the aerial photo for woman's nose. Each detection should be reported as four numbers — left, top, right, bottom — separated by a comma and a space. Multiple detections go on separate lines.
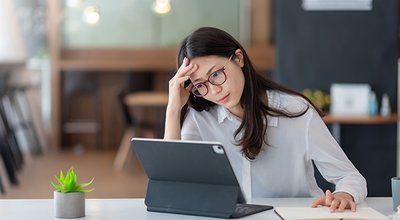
208, 83, 222, 95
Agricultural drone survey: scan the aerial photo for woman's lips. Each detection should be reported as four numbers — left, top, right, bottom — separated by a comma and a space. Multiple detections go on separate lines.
218, 94, 230, 103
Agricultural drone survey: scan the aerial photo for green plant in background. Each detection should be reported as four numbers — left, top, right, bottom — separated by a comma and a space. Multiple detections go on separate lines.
303, 89, 331, 112
51, 167, 94, 193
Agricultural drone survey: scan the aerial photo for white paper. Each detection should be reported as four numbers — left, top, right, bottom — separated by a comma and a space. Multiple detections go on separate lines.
302, 0, 373, 11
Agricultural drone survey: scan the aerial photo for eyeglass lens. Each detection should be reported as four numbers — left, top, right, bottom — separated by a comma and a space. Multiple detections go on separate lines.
192, 68, 226, 97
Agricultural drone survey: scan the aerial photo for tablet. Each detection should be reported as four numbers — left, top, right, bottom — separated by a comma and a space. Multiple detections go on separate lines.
131, 138, 272, 218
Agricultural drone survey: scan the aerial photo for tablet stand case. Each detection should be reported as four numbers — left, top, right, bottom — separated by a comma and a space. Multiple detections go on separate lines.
146, 180, 241, 218
132, 138, 271, 218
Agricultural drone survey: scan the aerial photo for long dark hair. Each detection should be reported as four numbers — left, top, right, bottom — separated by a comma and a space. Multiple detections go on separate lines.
178, 27, 324, 160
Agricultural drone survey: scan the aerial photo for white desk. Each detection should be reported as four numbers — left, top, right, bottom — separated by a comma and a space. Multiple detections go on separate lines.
0, 197, 395, 219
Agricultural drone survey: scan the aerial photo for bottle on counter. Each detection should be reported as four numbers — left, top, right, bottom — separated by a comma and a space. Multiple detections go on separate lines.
380, 93, 391, 117
369, 91, 378, 116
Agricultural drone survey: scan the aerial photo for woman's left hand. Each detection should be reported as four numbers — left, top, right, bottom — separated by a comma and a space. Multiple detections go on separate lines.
311, 190, 356, 212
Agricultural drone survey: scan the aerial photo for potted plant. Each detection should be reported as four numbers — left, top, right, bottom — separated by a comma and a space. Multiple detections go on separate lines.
51, 167, 94, 218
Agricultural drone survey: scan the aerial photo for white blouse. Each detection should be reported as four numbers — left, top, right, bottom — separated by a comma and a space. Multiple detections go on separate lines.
181, 90, 367, 204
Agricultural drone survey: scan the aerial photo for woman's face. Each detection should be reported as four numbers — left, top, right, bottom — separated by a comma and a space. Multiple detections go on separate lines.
189, 50, 245, 117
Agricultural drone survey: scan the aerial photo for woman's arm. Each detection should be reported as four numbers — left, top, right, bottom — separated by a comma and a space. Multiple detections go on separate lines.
164, 106, 183, 140
164, 57, 197, 140
306, 109, 367, 211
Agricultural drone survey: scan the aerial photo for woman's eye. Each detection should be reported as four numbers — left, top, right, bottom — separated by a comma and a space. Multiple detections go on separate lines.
195, 84, 204, 89
211, 70, 222, 78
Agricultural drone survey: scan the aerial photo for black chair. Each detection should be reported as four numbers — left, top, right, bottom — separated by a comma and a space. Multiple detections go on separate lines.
0, 94, 21, 186
0, 132, 19, 186
12, 87, 43, 155
1, 89, 39, 158
0, 174, 4, 195
0, 102, 23, 171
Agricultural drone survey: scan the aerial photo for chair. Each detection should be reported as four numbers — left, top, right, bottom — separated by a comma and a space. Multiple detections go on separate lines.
0, 174, 4, 195
0, 92, 24, 170
0, 103, 19, 186
10, 87, 43, 155
62, 73, 102, 149
113, 91, 168, 171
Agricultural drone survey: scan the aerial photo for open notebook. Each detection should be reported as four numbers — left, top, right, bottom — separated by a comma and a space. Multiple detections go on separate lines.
274, 207, 388, 220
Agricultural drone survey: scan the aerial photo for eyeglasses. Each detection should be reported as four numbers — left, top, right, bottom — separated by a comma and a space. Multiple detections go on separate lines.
191, 55, 234, 97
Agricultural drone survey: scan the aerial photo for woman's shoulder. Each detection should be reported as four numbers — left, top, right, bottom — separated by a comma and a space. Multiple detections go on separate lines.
267, 90, 310, 113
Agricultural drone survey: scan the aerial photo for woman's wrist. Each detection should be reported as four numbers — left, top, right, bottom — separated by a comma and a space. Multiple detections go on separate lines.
164, 106, 183, 140
166, 105, 182, 117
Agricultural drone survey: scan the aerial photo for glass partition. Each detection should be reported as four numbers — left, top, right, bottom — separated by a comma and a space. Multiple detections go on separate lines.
62, 0, 247, 47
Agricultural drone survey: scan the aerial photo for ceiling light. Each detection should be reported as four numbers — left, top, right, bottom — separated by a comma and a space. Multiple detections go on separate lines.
152, 0, 171, 15
83, 6, 101, 25
66, 0, 84, 8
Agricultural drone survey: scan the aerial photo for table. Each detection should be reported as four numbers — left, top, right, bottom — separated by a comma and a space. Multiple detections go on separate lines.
323, 113, 398, 144
0, 197, 395, 219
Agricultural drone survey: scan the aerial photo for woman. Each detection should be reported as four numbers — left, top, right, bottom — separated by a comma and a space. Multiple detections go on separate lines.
164, 27, 367, 212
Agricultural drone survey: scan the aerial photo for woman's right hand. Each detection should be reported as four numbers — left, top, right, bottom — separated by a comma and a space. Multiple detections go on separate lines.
167, 57, 198, 111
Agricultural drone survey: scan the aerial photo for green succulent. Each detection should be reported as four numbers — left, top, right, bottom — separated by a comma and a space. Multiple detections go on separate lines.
51, 167, 94, 193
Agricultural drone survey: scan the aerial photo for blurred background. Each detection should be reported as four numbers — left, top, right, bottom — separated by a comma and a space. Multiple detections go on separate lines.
0, 0, 398, 199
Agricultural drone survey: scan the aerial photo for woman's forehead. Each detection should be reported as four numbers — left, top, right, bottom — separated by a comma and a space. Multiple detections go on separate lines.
190, 55, 223, 64
190, 56, 225, 79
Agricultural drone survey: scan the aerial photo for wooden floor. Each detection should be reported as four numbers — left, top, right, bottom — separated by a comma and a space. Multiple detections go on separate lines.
0, 148, 147, 199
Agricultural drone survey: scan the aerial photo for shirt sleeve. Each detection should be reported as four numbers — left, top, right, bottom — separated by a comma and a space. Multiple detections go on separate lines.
306, 109, 367, 204
181, 108, 203, 141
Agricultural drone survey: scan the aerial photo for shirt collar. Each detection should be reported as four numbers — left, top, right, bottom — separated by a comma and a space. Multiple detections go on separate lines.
217, 105, 237, 123
216, 90, 280, 127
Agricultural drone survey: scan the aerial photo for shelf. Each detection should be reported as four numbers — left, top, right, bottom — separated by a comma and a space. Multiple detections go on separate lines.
323, 113, 398, 124
58, 46, 275, 72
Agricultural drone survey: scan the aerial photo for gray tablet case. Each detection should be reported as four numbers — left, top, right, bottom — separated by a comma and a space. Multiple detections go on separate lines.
131, 138, 273, 218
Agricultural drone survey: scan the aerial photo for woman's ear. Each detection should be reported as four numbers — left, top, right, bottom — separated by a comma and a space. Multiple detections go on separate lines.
234, 49, 244, 68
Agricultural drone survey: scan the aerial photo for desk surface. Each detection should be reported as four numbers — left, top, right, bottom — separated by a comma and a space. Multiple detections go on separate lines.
0, 197, 395, 219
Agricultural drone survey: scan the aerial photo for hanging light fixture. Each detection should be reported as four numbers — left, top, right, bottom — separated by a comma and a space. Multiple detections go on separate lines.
82, 5, 101, 25
152, 0, 171, 15
66, 0, 85, 8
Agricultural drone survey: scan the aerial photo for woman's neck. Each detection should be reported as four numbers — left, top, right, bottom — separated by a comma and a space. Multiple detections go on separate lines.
228, 105, 244, 119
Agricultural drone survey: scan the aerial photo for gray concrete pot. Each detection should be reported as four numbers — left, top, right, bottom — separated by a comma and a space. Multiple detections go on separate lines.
54, 191, 85, 218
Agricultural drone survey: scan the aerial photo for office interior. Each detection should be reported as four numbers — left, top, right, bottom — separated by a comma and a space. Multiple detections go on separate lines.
0, 0, 398, 199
